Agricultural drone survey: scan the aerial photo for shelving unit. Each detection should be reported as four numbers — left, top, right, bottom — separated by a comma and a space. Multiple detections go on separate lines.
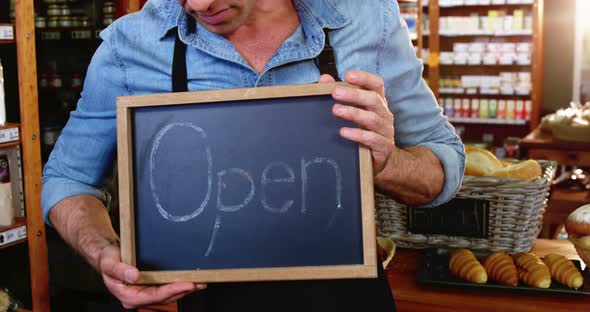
423, 0, 544, 147
1, 0, 51, 311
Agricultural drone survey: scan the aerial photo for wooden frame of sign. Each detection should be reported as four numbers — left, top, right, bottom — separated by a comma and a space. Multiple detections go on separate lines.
117, 82, 377, 284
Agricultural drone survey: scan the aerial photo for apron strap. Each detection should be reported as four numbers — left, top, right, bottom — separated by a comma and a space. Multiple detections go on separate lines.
172, 28, 339, 93
314, 29, 339, 81
172, 29, 189, 92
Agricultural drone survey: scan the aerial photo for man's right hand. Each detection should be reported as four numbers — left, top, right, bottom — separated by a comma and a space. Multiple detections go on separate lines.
98, 244, 208, 309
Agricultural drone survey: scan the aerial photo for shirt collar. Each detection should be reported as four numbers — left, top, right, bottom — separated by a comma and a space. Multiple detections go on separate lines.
158, 0, 350, 40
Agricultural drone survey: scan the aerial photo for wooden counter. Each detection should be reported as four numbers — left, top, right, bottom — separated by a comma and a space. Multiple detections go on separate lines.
140, 239, 589, 312
389, 239, 589, 312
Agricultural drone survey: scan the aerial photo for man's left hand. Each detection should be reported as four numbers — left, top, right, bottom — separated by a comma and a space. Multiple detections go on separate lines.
320, 71, 396, 176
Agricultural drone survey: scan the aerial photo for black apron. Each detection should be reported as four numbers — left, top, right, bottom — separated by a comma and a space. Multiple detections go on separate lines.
172, 31, 397, 312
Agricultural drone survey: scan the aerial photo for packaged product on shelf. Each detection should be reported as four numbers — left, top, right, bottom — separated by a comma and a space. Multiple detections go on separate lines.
444, 98, 454, 117
513, 9, 524, 31
524, 100, 532, 120
483, 52, 497, 65
515, 100, 525, 120
0, 59, 5, 126
0, 155, 12, 227
497, 100, 507, 119
471, 99, 480, 118
479, 99, 489, 118
462, 98, 471, 118
506, 100, 516, 120
487, 10, 498, 33
454, 98, 462, 117
492, 0, 506, 4
468, 53, 482, 65
489, 99, 498, 118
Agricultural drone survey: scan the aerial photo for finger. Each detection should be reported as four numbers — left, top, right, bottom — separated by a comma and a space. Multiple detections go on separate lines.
344, 70, 386, 98
332, 104, 392, 137
339, 127, 393, 157
332, 86, 390, 116
318, 74, 336, 83
99, 247, 140, 284
104, 273, 197, 309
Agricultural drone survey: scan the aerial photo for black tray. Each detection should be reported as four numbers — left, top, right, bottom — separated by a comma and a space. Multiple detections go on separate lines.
417, 248, 590, 296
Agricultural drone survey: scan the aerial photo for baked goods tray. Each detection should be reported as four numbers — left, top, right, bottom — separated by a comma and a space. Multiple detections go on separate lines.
417, 248, 590, 296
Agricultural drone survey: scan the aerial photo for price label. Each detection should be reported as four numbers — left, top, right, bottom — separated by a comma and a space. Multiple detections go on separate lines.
0, 25, 14, 40
0, 225, 26, 247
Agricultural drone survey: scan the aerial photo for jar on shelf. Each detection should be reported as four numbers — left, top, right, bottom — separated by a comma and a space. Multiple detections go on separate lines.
60, 4, 71, 16
103, 1, 117, 14
70, 73, 82, 88
58, 16, 72, 28
35, 16, 47, 29
47, 16, 59, 28
39, 73, 49, 88
49, 73, 62, 88
80, 16, 90, 27
46, 4, 60, 16
103, 14, 115, 26
71, 16, 81, 28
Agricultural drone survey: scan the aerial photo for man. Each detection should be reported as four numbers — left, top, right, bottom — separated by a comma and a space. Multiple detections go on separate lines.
42, 0, 465, 310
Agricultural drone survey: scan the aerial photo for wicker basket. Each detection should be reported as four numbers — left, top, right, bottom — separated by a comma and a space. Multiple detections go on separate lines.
375, 160, 557, 253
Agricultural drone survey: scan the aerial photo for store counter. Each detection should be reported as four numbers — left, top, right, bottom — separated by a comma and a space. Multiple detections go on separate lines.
389, 239, 589, 312
139, 239, 589, 312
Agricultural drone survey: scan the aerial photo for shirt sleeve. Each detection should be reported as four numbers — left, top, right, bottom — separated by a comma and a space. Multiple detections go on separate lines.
331, 0, 466, 207
41, 28, 127, 225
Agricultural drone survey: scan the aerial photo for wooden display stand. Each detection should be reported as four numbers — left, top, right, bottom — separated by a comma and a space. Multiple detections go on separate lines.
0, 0, 51, 311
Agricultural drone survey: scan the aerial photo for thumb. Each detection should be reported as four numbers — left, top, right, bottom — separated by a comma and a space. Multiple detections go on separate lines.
99, 245, 140, 284
318, 74, 336, 83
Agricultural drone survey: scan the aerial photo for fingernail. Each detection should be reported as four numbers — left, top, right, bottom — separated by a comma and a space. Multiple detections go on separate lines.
341, 128, 351, 136
334, 87, 346, 97
348, 72, 358, 80
124, 269, 134, 283
197, 283, 208, 290
336, 105, 347, 114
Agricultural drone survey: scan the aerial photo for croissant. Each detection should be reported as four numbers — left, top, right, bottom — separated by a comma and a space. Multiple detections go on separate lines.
449, 249, 488, 284
483, 252, 519, 286
512, 253, 551, 288
543, 253, 584, 289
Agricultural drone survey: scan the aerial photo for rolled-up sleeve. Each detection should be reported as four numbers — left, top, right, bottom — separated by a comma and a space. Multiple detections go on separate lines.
41, 27, 127, 225
332, 0, 466, 206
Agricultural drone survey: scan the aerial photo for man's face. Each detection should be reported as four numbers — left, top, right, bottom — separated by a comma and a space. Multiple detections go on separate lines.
178, 0, 257, 35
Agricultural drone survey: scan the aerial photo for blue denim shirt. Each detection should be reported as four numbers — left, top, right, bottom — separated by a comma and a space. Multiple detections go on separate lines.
41, 0, 465, 224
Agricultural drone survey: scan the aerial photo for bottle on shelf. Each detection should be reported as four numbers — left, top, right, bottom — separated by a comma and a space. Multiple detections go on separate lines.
0, 59, 6, 126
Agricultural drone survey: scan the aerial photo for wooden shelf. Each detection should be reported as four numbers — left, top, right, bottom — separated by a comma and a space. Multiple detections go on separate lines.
448, 117, 528, 125
440, 1, 534, 8
0, 217, 27, 250
439, 30, 533, 37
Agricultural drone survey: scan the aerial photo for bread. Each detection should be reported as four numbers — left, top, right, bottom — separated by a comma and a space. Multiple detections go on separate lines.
489, 159, 542, 181
543, 253, 584, 289
449, 249, 488, 284
512, 252, 551, 288
464, 146, 504, 176
565, 204, 590, 237
482, 252, 519, 286
464, 146, 542, 180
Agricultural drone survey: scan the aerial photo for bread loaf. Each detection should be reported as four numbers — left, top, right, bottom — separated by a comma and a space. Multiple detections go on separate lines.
464, 146, 504, 177
464, 146, 542, 181
489, 159, 542, 181
543, 253, 584, 289
512, 252, 551, 288
449, 249, 488, 284
482, 252, 519, 286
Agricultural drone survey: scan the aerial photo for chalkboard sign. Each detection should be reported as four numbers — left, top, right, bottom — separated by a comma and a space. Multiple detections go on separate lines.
407, 198, 489, 238
117, 83, 377, 284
